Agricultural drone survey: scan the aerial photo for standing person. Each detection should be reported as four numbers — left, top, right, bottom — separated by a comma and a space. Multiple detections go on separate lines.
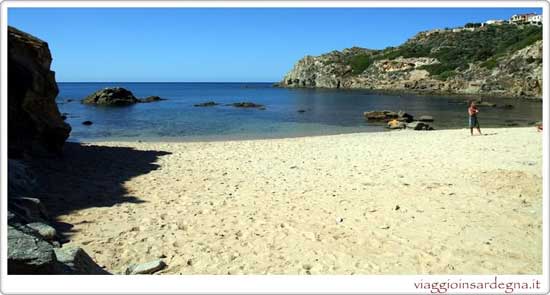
468, 100, 482, 136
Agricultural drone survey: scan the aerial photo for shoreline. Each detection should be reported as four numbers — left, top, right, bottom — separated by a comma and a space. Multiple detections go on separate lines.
274, 84, 543, 101
66, 124, 541, 145
40, 127, 542, 275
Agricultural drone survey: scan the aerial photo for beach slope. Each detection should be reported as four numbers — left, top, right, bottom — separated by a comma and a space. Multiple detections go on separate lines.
49, 127, 542, 274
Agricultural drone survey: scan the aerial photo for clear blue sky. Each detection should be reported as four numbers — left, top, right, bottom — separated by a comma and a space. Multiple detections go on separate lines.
8, 7, 542, 82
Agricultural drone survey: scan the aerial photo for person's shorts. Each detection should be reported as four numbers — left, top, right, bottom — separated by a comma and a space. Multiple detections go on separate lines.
469, 116, 480, 128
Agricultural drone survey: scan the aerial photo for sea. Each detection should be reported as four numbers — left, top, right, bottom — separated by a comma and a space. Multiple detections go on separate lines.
57, 82, 543, 142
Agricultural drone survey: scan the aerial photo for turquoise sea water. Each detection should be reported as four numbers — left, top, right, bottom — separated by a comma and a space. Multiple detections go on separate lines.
57, 82, 542, 142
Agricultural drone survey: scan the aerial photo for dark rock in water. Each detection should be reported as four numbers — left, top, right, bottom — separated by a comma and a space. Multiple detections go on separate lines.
8, 224, 60, 274
505, 122, 520, 127
125, 259, 166, 275
499, 104, 514, 109
194, 101, 219, 107
82, 87, 138, 106
82, 121, 93, 126
418, 115, 434, 122
66, 99, 74, 103
8, 26, 71, 157
54, 246, 110, 274
476, 101, 497, 107
364, 110, 399, 121
231, 102, 264, 108
61, 115, 67, 120
138, 96, 165, 103
258, 107, 267, 110
297, 109, 306, 113
407, 121, 433, 131
397, 111, 414, 122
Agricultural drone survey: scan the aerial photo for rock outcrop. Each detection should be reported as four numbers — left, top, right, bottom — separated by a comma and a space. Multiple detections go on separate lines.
82, 87, 139, 105
8, 26, 71, 157
280, 24, 542, 99
8, 27, 109, 275
82, 88, 166, 105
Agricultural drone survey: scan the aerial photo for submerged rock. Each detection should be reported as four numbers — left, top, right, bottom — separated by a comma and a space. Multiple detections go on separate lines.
82, 121, 93, 126
418, 115, 434, 122
476, 101, 497, 107
231, 102, 265, 108
364, 110, 399, 121
139, 96, 165, 103
194, 101, 219, 107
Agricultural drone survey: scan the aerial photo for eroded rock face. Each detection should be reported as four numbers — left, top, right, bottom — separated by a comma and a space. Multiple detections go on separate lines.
280, 33, 542, 99
8, 26, 71, 157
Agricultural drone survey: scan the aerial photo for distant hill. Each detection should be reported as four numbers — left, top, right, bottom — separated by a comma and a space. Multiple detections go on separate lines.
279, 23, 542, 99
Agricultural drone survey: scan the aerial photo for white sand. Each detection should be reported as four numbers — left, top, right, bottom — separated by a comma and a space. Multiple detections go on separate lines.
58, 127, 543, 274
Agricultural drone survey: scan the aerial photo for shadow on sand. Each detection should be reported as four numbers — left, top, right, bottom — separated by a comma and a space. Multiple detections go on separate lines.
29, 142, 171, 238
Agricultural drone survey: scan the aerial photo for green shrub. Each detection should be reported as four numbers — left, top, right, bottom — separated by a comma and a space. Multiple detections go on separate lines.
349, 54, 374, 74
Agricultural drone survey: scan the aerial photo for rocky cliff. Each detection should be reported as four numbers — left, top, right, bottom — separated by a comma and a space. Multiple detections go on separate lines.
280, 24, 542, 99
8, 26, 71, 157
8, 27, 108, 274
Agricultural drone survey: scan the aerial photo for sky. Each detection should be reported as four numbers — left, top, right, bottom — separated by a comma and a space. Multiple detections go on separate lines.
8, 7, 543, 82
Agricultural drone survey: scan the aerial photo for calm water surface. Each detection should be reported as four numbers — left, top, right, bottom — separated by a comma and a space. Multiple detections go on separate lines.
57, 82, 542, 142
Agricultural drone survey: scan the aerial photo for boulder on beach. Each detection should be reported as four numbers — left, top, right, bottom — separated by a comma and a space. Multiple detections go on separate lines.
194, 101, 219, 107
407, 121, 434, 131
387, 119, 406, 129
363, 110, 399, 121
8, 26, 71, 157
82, 87, 139, 106
54, 246, 110, 274
231, 102, 264, 108
125, 259, 166, 275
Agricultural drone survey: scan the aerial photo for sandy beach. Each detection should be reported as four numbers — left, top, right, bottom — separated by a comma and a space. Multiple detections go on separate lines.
36, 127, 542, 275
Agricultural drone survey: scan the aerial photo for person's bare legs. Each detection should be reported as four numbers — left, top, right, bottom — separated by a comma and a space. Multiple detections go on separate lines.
470, 127, 474, 136
477, 127, 482, 135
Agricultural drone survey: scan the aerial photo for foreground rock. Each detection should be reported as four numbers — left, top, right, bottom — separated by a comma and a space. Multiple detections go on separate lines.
7, 160, 111, 275
125, 259, 166, 274
8, 26, 71, 157
54, 247, 110, 274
